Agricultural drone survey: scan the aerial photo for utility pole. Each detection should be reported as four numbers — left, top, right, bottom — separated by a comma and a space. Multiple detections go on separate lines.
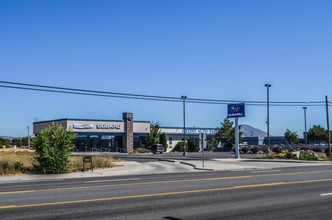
303, 107, 308, 145
326, 96, 331, 157
265, 84, 271, 150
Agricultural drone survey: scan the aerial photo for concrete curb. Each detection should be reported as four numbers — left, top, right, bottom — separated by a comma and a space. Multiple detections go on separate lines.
158, 159, 214, 171
240, 159, 332, 164
179, 161, 214, 171
158, 159, 176, 163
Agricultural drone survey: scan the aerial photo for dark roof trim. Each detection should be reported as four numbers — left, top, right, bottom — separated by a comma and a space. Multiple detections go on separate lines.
33, 118, 150, 124
160, 126, 217, 130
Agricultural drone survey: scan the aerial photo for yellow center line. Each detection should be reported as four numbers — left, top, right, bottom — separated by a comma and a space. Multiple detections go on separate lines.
2, 178, 332, 209
0, 205, 17, 209
1, 170, 332, 195
0, 190, 35, 195
0, 176, 252, 195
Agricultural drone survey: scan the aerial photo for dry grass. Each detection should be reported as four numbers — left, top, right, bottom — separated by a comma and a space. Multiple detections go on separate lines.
69, 156, 120, 172
0, 148, 120, 175
0, 148, 36, 175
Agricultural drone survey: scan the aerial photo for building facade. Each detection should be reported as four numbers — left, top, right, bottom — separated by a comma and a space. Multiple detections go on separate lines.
160, 127, 218, 152
33, 113, 150, 153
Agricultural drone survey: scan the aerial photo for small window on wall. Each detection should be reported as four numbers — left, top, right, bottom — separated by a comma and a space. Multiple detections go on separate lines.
169, 137, 172, 145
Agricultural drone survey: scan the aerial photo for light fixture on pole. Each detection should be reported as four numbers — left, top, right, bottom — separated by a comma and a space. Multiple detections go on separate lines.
303, 107, 308, 145
265, 84, 271, 150
181, 96, 187, 156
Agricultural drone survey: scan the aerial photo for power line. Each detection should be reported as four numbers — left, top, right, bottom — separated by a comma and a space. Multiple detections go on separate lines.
0, 80, 179, 101
0, 80, 328, 107
0, 85, 181, 103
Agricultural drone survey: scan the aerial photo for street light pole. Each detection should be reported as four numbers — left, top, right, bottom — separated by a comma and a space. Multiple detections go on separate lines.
181, 96, 187, 156
303, 107, 308, 145
265, 84, 271, 150
27, 126, 30, 149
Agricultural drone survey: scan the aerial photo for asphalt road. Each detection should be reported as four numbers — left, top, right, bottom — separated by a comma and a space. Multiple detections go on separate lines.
2, 165, 332, 219
107, 151, 259, 162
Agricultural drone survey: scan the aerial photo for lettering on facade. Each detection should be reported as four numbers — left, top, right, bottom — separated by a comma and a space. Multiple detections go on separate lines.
179, 129, 217, 134
96, 124, 121, 129
73, 124, 94, 129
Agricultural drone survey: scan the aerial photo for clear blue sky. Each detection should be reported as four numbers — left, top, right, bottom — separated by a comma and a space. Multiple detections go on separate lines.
1, 0, 332, 137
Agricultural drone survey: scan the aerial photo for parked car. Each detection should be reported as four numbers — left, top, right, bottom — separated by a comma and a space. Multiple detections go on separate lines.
150, 144, 164, 154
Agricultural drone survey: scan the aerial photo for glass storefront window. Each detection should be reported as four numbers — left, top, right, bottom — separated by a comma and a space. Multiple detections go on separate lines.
73, 134, 123, 152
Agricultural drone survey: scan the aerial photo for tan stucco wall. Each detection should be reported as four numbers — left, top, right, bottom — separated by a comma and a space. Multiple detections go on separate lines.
34, 119, 150, 135
133, 122, 150, 133
33, 120, 68, 134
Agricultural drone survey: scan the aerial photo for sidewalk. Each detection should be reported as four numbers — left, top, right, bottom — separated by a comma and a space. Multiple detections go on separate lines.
1, 159, 332, 183
179, 158, 332, 171
0, 161, 155, 183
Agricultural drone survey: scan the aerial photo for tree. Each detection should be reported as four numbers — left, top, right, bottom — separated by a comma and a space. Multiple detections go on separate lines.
284, 129, 299, 145
143, 122, 160, 147
4, 139, 10, 148
215, 118, 242, 151
21, 137, 29, 147
12, 138, 23, 148
187, 136, 200, 152
206, 137, 218, 151
307, 125, 327, 144
159, 132, 168, 151
32, 123, 76, 174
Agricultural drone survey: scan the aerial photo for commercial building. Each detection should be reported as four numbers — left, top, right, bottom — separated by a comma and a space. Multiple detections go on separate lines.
33, 112, 219, 153
159, 127, 218, 151
33, 113, 150, 153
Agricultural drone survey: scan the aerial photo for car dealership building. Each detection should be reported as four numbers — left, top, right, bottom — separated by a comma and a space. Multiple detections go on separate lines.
33, 112, 218, 153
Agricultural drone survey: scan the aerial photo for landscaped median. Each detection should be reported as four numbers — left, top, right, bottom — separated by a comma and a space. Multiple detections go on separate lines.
0, 148, 120, 176
241, 145, 330, 161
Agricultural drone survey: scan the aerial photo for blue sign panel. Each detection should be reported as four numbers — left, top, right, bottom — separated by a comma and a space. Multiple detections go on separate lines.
228, 103, 245, 118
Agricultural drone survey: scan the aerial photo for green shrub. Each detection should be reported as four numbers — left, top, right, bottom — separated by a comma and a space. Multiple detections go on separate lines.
276, 153, 286, 159
299, 151, 318, 161
32, 123, 76, 174
258, 151, 276, 159
171, 141, 187, 152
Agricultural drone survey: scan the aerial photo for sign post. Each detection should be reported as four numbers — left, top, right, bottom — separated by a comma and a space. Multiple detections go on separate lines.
83, 156, 93, 172
200, 132, 207, 167
228, 103, 245, 159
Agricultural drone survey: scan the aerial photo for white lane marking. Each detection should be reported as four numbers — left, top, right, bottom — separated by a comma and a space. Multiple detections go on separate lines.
320, 193, 332, 196
0, 179, 65, 184
84, 178, 140, 183
251, 170, 282, 173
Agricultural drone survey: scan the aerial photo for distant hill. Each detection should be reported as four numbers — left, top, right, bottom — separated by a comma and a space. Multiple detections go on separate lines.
240, 124, 268, 137
0, 136, 16, 140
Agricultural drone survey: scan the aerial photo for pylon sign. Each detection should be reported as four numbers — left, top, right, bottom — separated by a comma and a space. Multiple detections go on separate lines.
228, 103, 245, 118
